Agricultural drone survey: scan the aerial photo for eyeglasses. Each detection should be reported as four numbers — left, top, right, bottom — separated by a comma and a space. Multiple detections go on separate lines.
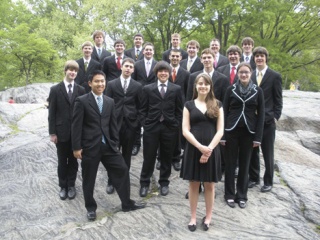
238, 71, 251, 75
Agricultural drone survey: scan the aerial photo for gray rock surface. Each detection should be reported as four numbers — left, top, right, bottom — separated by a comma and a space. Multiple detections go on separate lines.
0, 89, 319, 239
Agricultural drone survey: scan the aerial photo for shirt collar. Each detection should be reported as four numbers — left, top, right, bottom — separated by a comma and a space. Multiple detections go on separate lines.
257, 66, 268, 76
158, 80, 168, 86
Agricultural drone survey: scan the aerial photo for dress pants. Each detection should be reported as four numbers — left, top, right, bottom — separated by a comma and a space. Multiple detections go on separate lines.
56, 140, 78, 188
82, 142, 131, 212
224, 127, 254, 201
133, 123, 142, 147
140, 122, 178, 187
249, 122, 276, 186
171, 124, 183, 164
108, 120, 136, 186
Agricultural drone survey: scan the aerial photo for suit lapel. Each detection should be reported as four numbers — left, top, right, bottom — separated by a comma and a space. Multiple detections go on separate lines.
260, 68, 271, 86
59, 82, 70, 104
71, 84, 78, 103
115, 78, 125, 94
88, 92, 100, 115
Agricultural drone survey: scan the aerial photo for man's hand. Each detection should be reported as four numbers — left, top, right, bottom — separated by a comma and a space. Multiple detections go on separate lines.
50, 134, 58, 144
73, 149, 83, 160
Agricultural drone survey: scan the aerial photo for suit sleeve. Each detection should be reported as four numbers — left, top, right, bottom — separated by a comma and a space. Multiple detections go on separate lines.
109, 100, 119, 145
175, 87, 183, 123
221, 87, 232, 141
186, 75, 194, 101
254, 88, 265, 142
48, 87, 57, 135
72, 97, 84, 151
105, 82, 113, 98
273, 72, 283, 120
102, 58, 109, 77
139, 86, 148, 126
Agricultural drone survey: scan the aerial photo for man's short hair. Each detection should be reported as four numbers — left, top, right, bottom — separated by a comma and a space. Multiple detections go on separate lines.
143, 42, 154, 49
133, 33, 144, 39
122, 58, 135, 66
93, 30, 105, 40
210, 38, 220, 45
82, 41, 93, 49
153, 61, 172, 75
227, 45, 242, 55
253, 46, 269, 62
64, 60, 79, 72
186, 40, 200, 49
201, 48, 215, 58
241, 37, 254, 46
170, 49, 182, 56
114, 39, 126, 47
88, 70, 106, 82
171, 33, 181, 39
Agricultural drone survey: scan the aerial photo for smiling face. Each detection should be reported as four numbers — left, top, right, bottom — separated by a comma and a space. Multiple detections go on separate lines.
196, 76, 211, 96
134, 36, 144, 48
143, 45, 154, 60
187, 44, 199, 58
89, 74, 106, 95
171, 36, 181, 48
157, 69, 170, 83
254, 53, 267, 69
115, 43, 125, 56
201, 53, 214, 70
228, 51, 240, 66
210, 40, 220, 54
242, 42, 254, 55
65, 68, 78, 82
237, 65, 252, 86
169, 51, 182, 67
82, 45, 93, 59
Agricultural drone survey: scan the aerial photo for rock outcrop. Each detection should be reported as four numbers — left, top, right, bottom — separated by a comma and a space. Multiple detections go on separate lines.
0, 86, 319, 239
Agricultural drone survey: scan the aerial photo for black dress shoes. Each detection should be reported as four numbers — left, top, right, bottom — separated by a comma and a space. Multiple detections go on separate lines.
106, 184, 115, 194
87, 211, 96, 221
261, 185, 272, 192
238, 201, 247, 209
132, 146, 140, 156
68, 187, 76, 200
202, 217, 209, 231
122, 201, 146, 212
188, 224, 197, 232
160, 186, 169, 196
139, 186, 149, 197
155, 161, 161, 170
59, 188, 67, 200
248, 181, 260, 188
226, 199, 235, 208
172, 161, 181, 171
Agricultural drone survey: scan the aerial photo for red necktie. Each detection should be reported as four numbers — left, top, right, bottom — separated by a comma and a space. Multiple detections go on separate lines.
172, 68, 176, 82
230, 66, 236, 84
116, 57, 121, 70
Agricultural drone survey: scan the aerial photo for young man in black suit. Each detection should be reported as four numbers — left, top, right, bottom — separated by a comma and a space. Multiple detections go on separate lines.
75, 41, 101, 93
216, 45, 242, 86
124, 33, 144, 61
240, 37, 256, 71
105, 58, 143, 194
91, 30, 112, 66
102, 39, 127, 83
139, 61, 183, 197
248, 47, 283, 192
131, 42, 158, 156
180, 40, 204, 73
186, 48, 229, 102
210, 38, 229, 69
48, 60, 86, 201
72, 70, 145, 221
162, 33, 188, 63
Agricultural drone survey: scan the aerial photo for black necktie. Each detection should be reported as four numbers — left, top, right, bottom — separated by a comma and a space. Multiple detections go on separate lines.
68, 84, 72, 101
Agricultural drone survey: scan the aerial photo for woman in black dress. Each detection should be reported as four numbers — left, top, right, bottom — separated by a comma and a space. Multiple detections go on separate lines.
180, 73, 224, 231
221, 62, 265, 209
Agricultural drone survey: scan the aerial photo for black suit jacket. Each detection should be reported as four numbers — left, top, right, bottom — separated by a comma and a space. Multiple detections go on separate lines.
252, 68, 283, 124
72, 93, 119, 156
105, 78, 143, 131
132, 59, 158, 86
91, 47, 112, 66
180, 57, 204, 73
223, 83, 265, 142
102, 55, 128, 82
169, 67, 190, 103
216, 64, 239, 85
186, 70, 230, 102
75, 58, 101, 92
240, 55, 256, 71
162, 49, 188, 63
124, 48, 144, 61
140, 82, 183, 131
216, 54, 229, 69
48, 82, 86, 142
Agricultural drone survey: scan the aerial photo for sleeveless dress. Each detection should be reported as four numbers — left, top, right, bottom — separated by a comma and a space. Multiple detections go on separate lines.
180, 100, 222, 182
